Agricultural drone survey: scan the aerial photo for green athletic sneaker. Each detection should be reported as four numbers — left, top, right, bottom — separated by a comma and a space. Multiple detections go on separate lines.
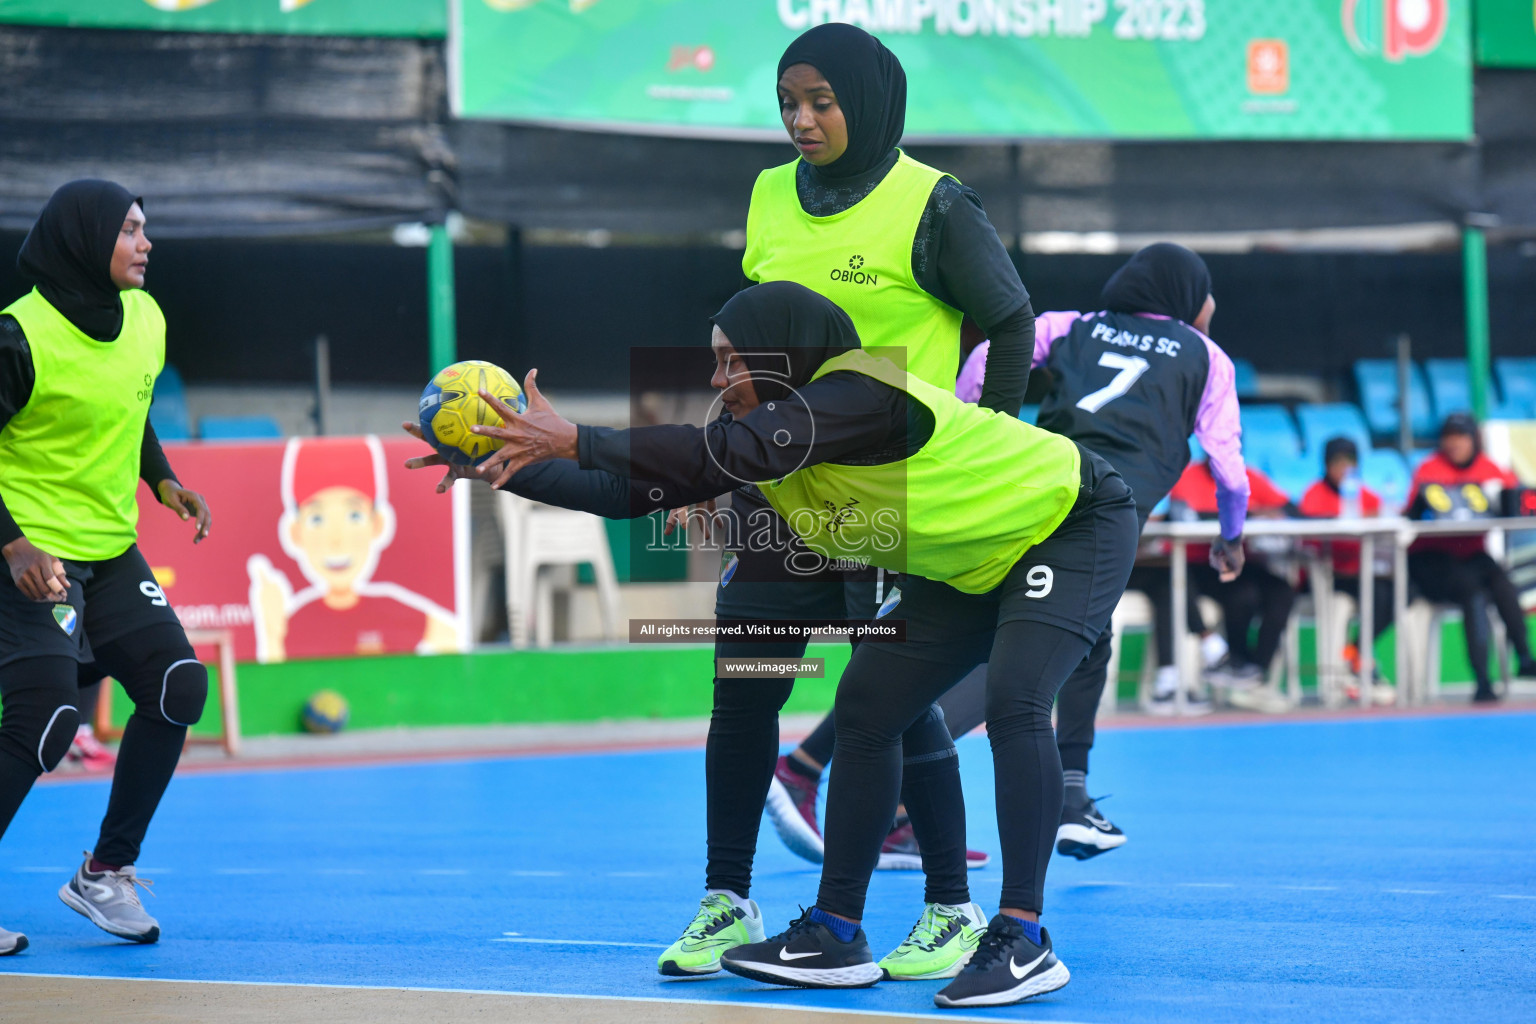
878, 901, 986, 981
658, 893, 766, 976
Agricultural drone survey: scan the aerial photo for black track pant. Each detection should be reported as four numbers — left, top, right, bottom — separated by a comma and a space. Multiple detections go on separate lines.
1408, 550, 1534, 689
1190, 562, 1295, 669
706, 597, 966, 906
0, 622, 207, 865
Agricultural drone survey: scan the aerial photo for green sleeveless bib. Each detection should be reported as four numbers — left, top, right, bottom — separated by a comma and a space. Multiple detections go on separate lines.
743, 152, 964, 391
0, 287, 164, 560
761, 350, 1081, 594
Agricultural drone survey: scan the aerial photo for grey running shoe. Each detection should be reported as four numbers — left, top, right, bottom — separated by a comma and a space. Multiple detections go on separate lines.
0, 924, 26, 955
58, 855, 160, 943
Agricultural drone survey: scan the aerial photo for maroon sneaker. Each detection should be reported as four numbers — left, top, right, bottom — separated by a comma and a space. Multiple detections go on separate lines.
765, 755, 824, 864
877, 818, 990, 871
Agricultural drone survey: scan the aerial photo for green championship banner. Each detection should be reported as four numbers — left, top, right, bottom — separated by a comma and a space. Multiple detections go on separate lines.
452, 0, 1472, 140
0, 0, 445, 37
1476, 0, 1536, 65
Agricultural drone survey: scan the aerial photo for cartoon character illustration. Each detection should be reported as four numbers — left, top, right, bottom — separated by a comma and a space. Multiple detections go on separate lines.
247, 436, 459, 662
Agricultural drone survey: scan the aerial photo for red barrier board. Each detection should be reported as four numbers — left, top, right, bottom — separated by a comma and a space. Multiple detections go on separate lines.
134, 436, 468, 663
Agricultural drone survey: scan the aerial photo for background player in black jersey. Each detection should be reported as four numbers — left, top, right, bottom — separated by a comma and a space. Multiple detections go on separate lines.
770, 243, 1250, 863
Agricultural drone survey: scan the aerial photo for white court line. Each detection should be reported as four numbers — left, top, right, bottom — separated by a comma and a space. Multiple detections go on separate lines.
606, 871, 660, 878
491, 937, 668, 949
509, 870, 564, 877
0, 973, 1100, 1023
1384, 889, 1442, 895
1278, 885, 1338, 891
316, 868, 366, 875
1493, 894, 1536, 900
1178, 882, 1235, 888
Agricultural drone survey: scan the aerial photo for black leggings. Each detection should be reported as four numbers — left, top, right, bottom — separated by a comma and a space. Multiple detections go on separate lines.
706, 627, 966, 906
0, 622, 207, 865
1408, 550, 1534, 688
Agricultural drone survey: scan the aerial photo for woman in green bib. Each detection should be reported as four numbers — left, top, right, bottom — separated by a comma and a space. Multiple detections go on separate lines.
0, 181, 212, 954
459, 282, 1140, 1007
704, 23, 1039, 980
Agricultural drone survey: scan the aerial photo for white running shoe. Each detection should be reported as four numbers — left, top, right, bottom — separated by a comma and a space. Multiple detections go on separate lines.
0, 924, 26, 955
59, 854, 160, 943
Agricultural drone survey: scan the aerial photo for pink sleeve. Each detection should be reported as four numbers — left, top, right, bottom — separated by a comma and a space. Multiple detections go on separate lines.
955, 341, 989, 403
1194, 335, 1251, 537
954, 311, 1082, 404
1032, 311, 1082, 366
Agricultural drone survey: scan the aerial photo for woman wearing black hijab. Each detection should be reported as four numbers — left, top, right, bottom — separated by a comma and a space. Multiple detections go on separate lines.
430, 281, 1140, 1006
707, 21, 1039, 971
0, 180, 212, 954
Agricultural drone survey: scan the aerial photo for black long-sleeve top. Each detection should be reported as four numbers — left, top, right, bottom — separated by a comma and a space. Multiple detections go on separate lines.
578, 371, 926, 504
790, 153, 1035, 416
497, 373, 934, 583
0, 313, 178, 550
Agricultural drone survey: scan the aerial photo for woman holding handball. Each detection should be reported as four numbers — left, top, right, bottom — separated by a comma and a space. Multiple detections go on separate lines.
408, 283, 1140, 1007
0, 181, 212, 953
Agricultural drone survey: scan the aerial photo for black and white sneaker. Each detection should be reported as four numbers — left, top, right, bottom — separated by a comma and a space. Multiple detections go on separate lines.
933, 914, 1069, 1008
720, 909, 883, 988
1056, 796, 1126, 860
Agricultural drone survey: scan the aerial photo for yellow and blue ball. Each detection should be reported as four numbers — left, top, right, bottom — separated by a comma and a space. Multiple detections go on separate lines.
302, 690, 350, 734
419, 360, 527, 467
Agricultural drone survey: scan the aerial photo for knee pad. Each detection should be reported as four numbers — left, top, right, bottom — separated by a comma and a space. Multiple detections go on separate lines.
38, 703, 81, 773
159, 658, 208, 727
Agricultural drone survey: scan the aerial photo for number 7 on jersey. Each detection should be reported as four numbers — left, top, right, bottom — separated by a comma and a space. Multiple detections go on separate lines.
1075, 352, 1151, 414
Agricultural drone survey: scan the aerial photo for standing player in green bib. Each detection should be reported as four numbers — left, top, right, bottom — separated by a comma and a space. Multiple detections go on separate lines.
664, 23, 1039, 981
0, 181, 212, 954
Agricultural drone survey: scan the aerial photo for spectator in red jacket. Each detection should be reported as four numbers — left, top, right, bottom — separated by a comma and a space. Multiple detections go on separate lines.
1298, 437, 1393, 689
1170, 459, 1296, 689
1406, 413, 1535, 701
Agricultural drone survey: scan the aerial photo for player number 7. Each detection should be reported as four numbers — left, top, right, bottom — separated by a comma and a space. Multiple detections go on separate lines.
1076, 352, 1151, 414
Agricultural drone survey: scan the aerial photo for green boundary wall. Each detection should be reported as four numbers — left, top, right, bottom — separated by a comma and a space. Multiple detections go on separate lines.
93, 621, 1533, 739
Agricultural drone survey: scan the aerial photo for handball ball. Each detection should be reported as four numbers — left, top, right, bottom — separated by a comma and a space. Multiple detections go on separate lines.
419, 360, 528, 467
302, 690, 350, 734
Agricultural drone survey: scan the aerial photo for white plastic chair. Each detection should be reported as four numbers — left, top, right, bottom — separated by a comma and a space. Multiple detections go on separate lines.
497, 490, 621, 648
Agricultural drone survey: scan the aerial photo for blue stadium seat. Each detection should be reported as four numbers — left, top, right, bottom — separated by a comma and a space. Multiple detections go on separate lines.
1294, 403, 1372, 458
1232, 358, 1259, 398
1360, 448, 1412, 512
1264, 456, 1316, 505
1188, 433, 1205, 463
1238, 405, 1301, 474
1496, 357, 1536, 419
148, 365, 191, 441
1422, 358, 1523, 421
199, 415, 283, 440
1018, 404, 1039, 425
1353, 359, 1434, 441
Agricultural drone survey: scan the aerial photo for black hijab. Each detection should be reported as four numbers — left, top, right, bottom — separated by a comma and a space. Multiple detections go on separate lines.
1100, 243, 1212, 328
712, 282, 861, 403
778, 24, 906, 181
17, 179, 142, 341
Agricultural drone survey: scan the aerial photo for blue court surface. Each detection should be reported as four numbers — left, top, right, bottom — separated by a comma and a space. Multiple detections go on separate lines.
3, 710, 1535, 1023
